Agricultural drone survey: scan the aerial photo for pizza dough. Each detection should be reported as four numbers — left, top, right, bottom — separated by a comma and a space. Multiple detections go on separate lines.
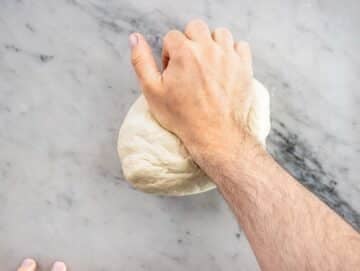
117, 79, 271, 196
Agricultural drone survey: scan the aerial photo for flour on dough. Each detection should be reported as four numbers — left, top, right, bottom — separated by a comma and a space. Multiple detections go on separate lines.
117, 79, 271, 196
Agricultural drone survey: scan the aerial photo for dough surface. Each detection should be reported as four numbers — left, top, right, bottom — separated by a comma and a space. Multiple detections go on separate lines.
117, 79, 271, 196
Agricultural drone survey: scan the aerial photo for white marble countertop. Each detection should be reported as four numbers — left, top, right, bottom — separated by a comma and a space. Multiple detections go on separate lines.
0, 0, 359, 270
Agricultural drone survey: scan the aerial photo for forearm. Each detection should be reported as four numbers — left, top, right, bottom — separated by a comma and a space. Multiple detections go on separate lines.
191, 135, 360, 271
129, 21, 360, 270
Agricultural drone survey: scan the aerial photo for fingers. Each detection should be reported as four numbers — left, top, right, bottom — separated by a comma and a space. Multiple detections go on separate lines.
129, 32, 161, 91
17, 258, 36, 271
234, 41, 253, 75
212, 27, 234, 50
162, 30, 188, 69
184, 19, 212, 42
17, 259, 67, 271
162, 20, 252, 75
51, 261, 67, 271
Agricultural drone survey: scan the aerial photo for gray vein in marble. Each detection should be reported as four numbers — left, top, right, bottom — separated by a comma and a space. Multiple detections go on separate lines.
269, 120, 360, 230
3, 43, 54, 63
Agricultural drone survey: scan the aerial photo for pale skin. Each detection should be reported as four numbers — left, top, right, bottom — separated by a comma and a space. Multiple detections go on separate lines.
18, 19, 360, 270
16, 259, 66, 271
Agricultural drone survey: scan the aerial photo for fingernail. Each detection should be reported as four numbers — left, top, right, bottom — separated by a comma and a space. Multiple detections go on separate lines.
129, 33, 139, 48
21, 258, 36, 267
51, 261, 66, 271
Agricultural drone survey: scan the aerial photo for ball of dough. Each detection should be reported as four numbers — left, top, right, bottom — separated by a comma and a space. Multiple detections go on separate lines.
117, 79, 271, 196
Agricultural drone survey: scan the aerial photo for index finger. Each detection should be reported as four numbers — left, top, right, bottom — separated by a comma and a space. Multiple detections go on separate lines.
162, 30, 188, 70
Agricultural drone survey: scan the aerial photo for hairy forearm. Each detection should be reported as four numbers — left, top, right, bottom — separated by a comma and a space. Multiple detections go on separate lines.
191, 135, 360, 271
128, 20, 359, 270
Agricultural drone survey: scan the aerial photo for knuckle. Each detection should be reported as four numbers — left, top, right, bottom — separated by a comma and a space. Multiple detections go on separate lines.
131, 54, 142, 67
209, 44, 223, 57
214, 27, 232, 40
163, 30, 185, 50
143, 76, 161, 94
186, 19, 207, 32
215, 27, 230, 34
177, 42, 195, 57
142, 80, 155, 91
164, 30, 180, 43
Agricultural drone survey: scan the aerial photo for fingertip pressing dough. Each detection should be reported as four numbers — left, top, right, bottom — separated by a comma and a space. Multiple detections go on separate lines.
117, 79, 271, 196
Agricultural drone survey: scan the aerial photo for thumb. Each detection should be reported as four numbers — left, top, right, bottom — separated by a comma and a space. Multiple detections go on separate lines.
129, 33, 161, 91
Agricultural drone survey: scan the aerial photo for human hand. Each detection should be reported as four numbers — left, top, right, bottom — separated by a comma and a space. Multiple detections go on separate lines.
129, 19, 255, 160
17, 258, 66, 271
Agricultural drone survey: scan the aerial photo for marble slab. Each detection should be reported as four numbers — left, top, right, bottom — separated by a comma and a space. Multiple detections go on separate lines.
0, 0, 359, 270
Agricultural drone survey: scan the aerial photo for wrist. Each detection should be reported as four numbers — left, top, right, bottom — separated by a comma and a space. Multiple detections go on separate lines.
185, 128, 266, 184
